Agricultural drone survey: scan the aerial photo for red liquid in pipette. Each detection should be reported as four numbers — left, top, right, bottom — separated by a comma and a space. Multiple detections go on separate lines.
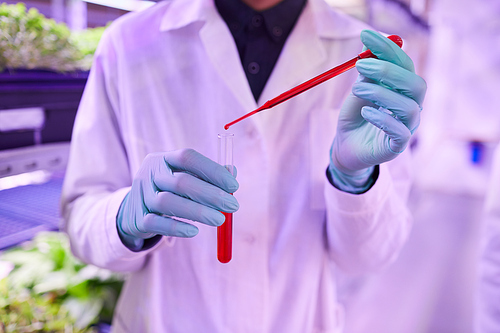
224, 35, 403, 130
217, 211, 232, 263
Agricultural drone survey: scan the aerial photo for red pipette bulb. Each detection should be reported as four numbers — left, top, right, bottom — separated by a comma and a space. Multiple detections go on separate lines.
224, 35, 403, 130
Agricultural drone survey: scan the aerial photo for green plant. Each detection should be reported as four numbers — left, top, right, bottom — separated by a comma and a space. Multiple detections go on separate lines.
0, 3, 106, 72
70, 25, 108, 70
0, 232, 125, 333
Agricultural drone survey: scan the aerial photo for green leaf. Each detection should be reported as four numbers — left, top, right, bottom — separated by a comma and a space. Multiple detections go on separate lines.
33, 271, 71, 294
63, 296, 103, 329
67, 280, 90, 299
0, 232, 125, 330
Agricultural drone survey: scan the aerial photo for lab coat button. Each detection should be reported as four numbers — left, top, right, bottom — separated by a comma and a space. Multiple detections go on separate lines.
248, 62, 260, 74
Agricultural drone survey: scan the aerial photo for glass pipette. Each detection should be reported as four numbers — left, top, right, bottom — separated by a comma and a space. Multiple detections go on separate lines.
224, 35, 403, 130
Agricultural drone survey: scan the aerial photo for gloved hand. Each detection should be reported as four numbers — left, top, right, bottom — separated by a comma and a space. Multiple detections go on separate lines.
117, 149, 239, 250
329, 29, 427, 193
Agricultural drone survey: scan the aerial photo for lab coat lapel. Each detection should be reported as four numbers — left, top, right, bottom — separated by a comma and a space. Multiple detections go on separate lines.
255, 0, 326, 135
199, 11, 258, 114
260, 0, 365, 104
160, 0, 257, 115
259, 3, 326, 104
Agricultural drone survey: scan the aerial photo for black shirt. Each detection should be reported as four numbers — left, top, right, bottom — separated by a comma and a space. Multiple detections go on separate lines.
215, 0, 307, 101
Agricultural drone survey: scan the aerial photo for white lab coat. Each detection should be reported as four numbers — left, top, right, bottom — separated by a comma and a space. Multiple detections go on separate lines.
60, 0, 413, 331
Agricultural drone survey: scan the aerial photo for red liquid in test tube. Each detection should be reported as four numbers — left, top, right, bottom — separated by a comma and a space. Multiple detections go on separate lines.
218, 211, 233, 263
217, 133, 234, 263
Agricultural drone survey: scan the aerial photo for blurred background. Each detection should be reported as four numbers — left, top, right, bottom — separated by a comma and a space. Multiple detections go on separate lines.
0, 0, 498, 332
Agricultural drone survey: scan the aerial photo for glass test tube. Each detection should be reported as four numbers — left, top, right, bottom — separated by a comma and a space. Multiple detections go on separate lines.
217, 133, 234, 264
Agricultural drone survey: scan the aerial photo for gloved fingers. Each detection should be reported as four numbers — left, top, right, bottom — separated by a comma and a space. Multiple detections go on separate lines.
117, 191, 156, 239
163, 149, 238, 193
356, 58, 427, 106
144, 190, 227, 226
141, 213, 199, 238
361, 106, 411, 153
151, 171, 239, 212
337, 93, 372, 124
353, 81, 421, 133
360, 29, 415, 73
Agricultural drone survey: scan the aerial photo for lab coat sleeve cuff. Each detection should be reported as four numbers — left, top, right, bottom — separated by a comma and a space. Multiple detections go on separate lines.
327, 164, 379, 194
324, 164, 389, 213
324, 163, 411, 274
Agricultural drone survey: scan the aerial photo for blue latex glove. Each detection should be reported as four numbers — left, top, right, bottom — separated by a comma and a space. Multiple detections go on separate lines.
329, 29, 427, 193
117, 149, 239, 250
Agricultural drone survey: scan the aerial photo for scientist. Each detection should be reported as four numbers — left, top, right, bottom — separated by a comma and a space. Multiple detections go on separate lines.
61, 0, 426, 331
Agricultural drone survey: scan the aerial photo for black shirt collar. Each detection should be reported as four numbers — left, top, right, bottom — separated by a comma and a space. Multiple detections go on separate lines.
215, 0, 306, 43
